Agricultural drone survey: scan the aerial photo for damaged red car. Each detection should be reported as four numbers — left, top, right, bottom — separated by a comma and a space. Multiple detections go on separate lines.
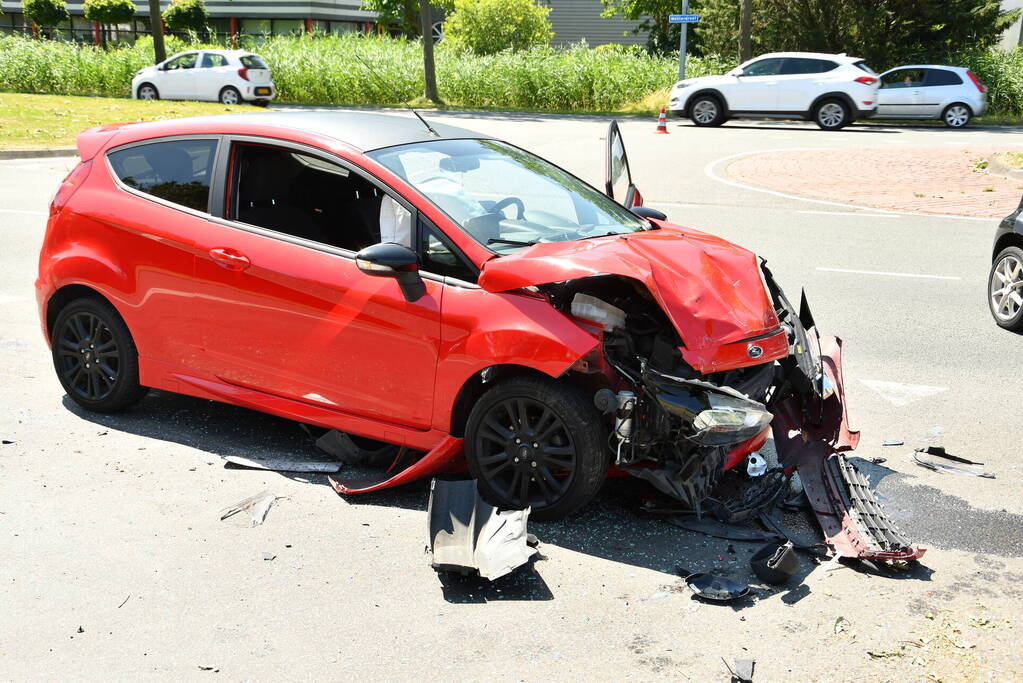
37, 112, 920, 561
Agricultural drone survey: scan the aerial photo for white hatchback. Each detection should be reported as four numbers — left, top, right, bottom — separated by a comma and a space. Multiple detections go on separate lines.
875, 65, 987, 127
132, 49, 276, 106
669, 52, 880, 130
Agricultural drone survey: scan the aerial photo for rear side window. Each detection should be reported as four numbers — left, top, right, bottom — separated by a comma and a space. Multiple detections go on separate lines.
780, 58, 836, 75
924, 69, 963, 87
201, 53, 228, 68
853, 61, 877, 75
108, 139, 218, 213
240, 55, 268, 69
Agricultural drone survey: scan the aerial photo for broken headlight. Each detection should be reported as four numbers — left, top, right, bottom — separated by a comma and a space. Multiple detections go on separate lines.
643, 370, 773, 447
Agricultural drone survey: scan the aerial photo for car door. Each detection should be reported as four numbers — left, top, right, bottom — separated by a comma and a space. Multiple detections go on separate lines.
920, 68, 964, 117
877, 68, 925, 116
776, 58, 833, 112
196, 52, 231, 101
729, 57, 784, 111
158, 52, 199, 100
189, 138, 441, 429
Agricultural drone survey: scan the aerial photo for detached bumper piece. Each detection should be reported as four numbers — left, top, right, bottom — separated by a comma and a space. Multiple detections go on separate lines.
427, 479, 537, 581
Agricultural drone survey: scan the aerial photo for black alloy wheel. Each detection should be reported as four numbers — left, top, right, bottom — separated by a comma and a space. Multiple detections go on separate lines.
465, 376, 608, 521
52, 297, 147, 412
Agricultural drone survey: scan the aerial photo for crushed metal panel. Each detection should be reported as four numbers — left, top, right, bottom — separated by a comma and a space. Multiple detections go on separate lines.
427, 479, 537, 581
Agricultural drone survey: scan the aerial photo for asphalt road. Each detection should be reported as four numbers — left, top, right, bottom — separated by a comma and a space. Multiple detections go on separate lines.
2, 115, 1022, 680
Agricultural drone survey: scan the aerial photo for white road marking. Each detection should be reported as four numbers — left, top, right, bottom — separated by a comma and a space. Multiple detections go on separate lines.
858, 379, 948, 407
816, 266, 960, 280
798, 210, 900, 218
0, 296, 29, 304
703, 148, 999, 222
0, 209, 47, 216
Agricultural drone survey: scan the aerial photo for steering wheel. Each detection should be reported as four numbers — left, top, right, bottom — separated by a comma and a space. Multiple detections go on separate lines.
491, 196, 525, 220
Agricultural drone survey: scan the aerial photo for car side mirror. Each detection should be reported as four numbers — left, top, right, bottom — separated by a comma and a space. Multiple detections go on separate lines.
355, 242, 426, 303
631, 206, 666, 221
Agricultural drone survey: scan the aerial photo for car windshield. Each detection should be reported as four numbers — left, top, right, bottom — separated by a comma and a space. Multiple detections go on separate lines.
367, 139, 648, 254
240, 55, 268, 69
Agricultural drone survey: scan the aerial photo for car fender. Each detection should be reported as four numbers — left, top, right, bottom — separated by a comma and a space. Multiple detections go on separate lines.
432, 285, 599, 433
808, 91, 857, 116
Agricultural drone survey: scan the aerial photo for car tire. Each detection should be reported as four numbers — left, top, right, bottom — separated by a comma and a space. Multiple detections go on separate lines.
465, 375, 609, 521
942, 103, 972, 128
988, 246, 1023, 332
813, 98, 849, 130
137, 83, 159, 100
689, 94, 726, 127
219, 86, 242, 106
51, 297, 148, 413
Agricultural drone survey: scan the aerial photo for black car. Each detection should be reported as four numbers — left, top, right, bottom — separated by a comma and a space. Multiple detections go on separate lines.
990, 195, 1023, 332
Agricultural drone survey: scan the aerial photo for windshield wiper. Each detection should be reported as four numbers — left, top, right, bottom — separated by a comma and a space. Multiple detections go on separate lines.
488, 238, 538, 247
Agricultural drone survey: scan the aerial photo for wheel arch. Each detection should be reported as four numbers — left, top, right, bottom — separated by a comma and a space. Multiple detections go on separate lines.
994, 231, 1023, 261
808, 92, 856, 117
685, 89, 729, 117
943, 101, 974, 116
448, 364, 557, 438
45, 284, 120, 342
136, 82, 158, 98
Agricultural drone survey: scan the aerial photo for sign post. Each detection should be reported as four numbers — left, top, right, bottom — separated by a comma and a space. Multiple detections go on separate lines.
669, 6, 700, 81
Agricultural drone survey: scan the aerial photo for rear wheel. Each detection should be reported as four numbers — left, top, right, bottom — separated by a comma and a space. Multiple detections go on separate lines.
219, 86, 242, 105
942, 103, 972, 128
989, 246, 1023, 331
465, 376, 609, 521
51, 297, 147, 412
814, 98, 849, 130
137, 83, 159, 100
689, 95, 726, 127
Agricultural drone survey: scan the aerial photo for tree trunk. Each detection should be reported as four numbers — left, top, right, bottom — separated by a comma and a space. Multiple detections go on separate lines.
739, 0, 752, 61
149, 0, 166, 63
419, 0, 439, 103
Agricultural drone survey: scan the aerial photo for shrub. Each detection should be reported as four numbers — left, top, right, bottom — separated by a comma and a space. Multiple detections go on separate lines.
952, 46, 1023, 116
23, 0, 71, 28
443, 0, 552, 55
163, 0, 208, 33
83, 0, 136, 26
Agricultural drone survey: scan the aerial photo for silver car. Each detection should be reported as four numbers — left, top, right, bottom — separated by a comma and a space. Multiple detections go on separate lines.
875, 65, 987, 127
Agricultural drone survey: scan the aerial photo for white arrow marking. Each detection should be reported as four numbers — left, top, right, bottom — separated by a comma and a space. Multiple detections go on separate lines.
858, 379, 948, 407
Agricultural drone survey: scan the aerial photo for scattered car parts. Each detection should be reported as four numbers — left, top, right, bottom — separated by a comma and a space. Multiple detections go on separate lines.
684, 573, 751, 602
750, 541, 799, 585
219, 490, 280, 526
427, 479, 538, 581
913, 446, 995, 479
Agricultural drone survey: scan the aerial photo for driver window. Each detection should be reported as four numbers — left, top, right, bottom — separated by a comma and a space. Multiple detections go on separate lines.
419, 218, 477, 282
742, 58, 783, 77
881, 69, 923, 88
166, 53, 197, 70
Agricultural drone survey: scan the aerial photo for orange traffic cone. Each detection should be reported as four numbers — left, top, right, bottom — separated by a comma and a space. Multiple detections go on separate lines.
655, 106, 669, 134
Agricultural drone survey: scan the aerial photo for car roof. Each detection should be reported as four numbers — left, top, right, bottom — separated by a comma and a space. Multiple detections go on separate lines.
880, 64, 966, 73
753, 52, 863, 62
118, 111, 490, 153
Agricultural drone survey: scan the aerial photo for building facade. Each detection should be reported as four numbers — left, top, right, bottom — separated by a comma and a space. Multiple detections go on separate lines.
0, 0, 648, 47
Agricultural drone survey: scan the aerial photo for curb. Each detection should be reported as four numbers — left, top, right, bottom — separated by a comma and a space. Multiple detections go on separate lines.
0, 148, 77, 160
986, 153, 1023, 181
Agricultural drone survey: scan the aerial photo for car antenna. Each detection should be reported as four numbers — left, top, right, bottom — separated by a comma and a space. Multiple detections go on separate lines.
353, 53, 440, 138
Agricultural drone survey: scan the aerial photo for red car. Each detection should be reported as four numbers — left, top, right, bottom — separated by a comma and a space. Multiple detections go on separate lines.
38, 112, 919, 560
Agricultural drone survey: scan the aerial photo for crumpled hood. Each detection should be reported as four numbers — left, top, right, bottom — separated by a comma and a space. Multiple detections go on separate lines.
478, 226, 784, 372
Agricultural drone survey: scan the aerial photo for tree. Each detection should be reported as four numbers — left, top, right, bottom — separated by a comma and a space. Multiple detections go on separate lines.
443, 0, 552, 55
600, 0, 680, 55
23, 0, 70, 33
148, 0, 166, 64
419, 0, 439, 102
163, 0, 208, 35
83, 0, 136, 48
360, 0, 453, 36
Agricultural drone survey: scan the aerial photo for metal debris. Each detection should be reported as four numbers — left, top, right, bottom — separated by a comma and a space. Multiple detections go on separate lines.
684, 573, 750, 602
750, 541, 799, 585
882, 440, 904, 447
427, 479, 537, 581
224, 454, 341, 473
723, 657, 756, 682
219, 490, 280, 526
913, 447, 995, 479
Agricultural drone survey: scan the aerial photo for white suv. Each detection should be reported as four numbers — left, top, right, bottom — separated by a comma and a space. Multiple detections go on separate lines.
132, 49, 277, 106
669, 52, 880, 130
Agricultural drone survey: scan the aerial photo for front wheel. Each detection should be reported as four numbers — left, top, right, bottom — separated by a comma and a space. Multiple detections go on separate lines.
943, 103, 972, 128
137, 83, 159, 100
814, 98, 849, 130
689, 95, 726, 127
465, 376, 609, 521
989, 246, 1023, 332
219, 86, 242, 106
51, 297, 148, 412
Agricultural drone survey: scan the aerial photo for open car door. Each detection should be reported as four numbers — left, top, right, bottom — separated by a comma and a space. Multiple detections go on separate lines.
605, 120, 641, 209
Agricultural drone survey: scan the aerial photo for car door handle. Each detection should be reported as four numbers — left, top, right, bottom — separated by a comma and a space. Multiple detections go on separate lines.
208, 247, 250, 271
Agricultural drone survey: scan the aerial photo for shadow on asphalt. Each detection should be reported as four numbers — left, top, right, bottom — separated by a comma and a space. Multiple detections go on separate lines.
65, 389, 949, 602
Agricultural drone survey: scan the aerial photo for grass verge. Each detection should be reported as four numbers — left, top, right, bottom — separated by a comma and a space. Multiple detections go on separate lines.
0, 92, 257, 150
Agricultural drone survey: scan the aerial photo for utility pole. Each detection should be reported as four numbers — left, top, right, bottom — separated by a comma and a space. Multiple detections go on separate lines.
419, 0, 439, 103
148, 0, 165, 64
677, 0, 689, 80
739, 0, 752, 62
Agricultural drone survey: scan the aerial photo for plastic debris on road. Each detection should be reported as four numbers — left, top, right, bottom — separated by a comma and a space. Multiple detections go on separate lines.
225, 454, 341, 473
219, 490, 280, 526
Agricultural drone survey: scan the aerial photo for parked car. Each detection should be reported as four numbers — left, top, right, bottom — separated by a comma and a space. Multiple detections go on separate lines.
989, 194, 1023, 331
668, 51, 880, 130
875, 65, 987, 127
36, 111, 920, 560
131, 49, 276, 106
